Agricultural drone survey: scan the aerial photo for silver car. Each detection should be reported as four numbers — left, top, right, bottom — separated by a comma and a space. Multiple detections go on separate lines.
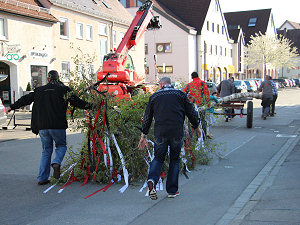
0, 98, 7, 126
206, 82, 217, 95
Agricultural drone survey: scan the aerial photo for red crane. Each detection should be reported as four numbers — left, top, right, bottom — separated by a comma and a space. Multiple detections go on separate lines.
97, 0, 161, 99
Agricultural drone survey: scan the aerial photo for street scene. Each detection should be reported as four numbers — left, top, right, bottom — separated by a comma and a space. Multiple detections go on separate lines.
1, 87, 300, 225
1, 0, 300, 224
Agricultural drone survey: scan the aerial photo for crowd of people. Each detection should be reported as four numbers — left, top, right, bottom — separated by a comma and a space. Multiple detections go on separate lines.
4, 70, 279, 201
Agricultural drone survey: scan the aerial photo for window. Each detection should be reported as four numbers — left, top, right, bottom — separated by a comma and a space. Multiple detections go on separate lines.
225, 48, 227, 56
120, 31, 125, 41
77, 64, 85, 78
230, 49, 233, 57
31, 65, 47, 87
215, 45, 217, 55
212, 23, 214, 32
113, 30, 117, 44
59, 17, 69, 38
76, 23, 84, 39
217, 24, 219, 33
220, 46, 222, 56
98, 23, 107, 36
157, 65, 173, 73
99, 38, 108, 66
86, 25, 93, 41
207, 21, 209, 31
61, 61, 70, 81
145, 66, 149, 75
87, 64, 95, 79
145, 43, 148, 55
156, 43, 172, 53
248, 18, 257, 27
0, 18, 7, 40
204, 42, 207, 53
210, 45, 212, 55
222, 26, 224, 34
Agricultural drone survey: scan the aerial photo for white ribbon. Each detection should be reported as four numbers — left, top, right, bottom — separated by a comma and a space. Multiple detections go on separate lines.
181, 146, 191, 173
111, 133, 129, 193
43, 163, 77, 194
105, 133, 113, 175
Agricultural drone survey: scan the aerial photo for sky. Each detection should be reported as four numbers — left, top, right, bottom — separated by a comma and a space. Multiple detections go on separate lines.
219, 0, 299, 28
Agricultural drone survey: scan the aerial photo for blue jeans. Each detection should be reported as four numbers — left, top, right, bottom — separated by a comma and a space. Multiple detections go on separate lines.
38, 129, 67, 182
148, 136, 183, 195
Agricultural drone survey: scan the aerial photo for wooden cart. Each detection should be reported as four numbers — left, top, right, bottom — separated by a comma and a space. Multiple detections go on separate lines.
215, 98, 253, 128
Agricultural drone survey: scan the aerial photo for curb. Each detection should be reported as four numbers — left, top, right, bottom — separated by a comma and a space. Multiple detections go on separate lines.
216, 128, 300, 225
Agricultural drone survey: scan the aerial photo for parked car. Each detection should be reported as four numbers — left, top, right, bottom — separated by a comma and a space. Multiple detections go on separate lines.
244, 80, 257, 92
0, 99, 7, 126
273, 78, 287, 87
206, 81, 217, 95
233, 80, 248, 93
293, 78, 300, 87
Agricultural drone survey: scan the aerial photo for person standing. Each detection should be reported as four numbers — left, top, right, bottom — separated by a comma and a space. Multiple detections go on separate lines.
183, 72, 210, 138
138, 77, 201, 200
5, 70, 92, 185
217, 77, 235, 122
257, 75, 273, 120
270, 76, 278, 117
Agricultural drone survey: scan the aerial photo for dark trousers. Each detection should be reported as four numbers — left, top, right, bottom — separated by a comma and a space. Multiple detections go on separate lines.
261, 96, 273, 117
270, 94, 277, 114
148, 136, 183, 195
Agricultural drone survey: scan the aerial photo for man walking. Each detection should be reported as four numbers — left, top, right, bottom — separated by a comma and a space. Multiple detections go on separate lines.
183, 72, 210, 138
217, 77, 235, 122
270, 76, 278, 117
5, 70, 92, 185
258, 75, 273, 120
138, 77, 201, 200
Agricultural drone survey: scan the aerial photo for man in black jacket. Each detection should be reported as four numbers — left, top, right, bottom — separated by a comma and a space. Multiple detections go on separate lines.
138, 77, 201, 200
5, 70, 92, 185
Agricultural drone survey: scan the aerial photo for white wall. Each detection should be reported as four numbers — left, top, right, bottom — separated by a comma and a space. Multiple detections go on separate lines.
144, 10, 192, 83
200, 0, 234, 84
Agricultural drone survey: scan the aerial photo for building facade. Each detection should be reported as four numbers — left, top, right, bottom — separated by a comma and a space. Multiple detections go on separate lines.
0, 0, 146, 104
0, 0, 57, 104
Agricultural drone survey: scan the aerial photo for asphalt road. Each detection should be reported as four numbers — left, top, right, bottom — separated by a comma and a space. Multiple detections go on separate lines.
0, 87, 299, 225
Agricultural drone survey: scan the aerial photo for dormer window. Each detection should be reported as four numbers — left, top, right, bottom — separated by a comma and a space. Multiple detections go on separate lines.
248, 18, 257, 27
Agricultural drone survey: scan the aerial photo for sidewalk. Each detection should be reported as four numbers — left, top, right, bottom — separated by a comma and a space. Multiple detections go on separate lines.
235, 136, 300, 224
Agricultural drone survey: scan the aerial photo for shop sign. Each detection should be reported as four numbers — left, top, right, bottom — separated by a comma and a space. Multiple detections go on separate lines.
3, 91, 9, 101
7, 44, 21, 53
28, 51, 48, 58
6, 53, 19, 60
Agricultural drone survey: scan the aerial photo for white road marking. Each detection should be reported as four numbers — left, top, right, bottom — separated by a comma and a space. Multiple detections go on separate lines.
223, 135, 256, 157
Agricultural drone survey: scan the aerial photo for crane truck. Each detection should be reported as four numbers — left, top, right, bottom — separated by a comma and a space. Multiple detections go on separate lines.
97, 0, 161, 99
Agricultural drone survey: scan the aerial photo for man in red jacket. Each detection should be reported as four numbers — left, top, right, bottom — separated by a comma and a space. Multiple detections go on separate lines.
183, 72, 210, 138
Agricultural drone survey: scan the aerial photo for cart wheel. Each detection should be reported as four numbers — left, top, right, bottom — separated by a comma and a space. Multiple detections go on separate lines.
247, 101, 253, 128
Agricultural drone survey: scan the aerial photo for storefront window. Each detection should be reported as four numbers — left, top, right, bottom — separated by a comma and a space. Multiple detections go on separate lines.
31, 65, 47, 88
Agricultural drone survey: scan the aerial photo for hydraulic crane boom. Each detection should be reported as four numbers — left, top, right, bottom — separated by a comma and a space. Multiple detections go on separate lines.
97, 0, 161, 84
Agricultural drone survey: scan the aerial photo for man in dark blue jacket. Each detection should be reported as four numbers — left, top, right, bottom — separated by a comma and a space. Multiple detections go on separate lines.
138, 77, 201, 200
5, 70, 92, 185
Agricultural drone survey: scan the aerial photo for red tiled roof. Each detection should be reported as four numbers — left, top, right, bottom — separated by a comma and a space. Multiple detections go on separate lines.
0, 0, 58, 23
